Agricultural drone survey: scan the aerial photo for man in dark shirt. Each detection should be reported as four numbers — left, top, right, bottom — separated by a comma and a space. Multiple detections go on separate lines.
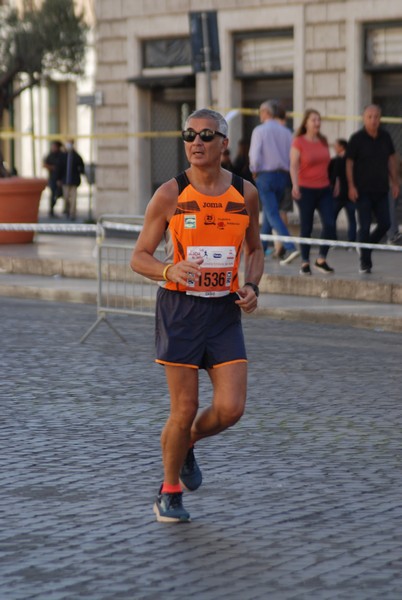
43, 141, 63, 217
56, 139, 85, 221
329, 138, 356, 243
346, 104, 399, 273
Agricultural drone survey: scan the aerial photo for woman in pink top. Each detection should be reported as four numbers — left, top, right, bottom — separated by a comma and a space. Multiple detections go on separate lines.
290, 109, 336, 275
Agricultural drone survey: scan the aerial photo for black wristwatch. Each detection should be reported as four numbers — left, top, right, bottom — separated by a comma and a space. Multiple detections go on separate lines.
244, 282, 260, 297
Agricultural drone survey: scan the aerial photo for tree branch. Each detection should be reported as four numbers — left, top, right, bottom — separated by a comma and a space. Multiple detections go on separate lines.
0, 64, 21, 89
10, 76, 40, 102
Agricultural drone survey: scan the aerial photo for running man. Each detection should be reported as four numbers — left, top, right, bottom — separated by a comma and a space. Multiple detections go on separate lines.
130, 108, 264, 522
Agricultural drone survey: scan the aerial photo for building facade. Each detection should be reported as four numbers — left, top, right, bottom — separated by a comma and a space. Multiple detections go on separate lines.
94, 0, 402, 217
1, 0, 95, 186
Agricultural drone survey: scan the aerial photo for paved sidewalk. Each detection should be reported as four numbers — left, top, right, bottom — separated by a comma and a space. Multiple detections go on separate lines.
1, 297, 402, 599
0, 230, 402, 332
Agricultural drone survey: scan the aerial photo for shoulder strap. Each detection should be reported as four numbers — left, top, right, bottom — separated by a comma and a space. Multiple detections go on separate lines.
175, 171, 191, 194
231, 173, 244, 196
176, 171, 244, 196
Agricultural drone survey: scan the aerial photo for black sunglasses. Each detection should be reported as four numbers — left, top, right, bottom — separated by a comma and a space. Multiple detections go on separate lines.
181, 129, 226, 143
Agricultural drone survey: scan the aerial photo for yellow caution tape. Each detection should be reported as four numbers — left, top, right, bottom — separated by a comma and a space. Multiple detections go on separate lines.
1, 110, 402, 142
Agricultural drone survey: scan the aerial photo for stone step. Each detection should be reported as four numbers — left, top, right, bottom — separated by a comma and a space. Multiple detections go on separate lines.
1, 271, 401, 333
1, 252, 401, 305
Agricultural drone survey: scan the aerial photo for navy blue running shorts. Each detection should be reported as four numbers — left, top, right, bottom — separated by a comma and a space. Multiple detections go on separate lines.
155, 287, 247, 369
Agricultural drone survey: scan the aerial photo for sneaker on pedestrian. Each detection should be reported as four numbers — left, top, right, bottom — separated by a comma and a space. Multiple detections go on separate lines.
179, 447, 202, 492
388, 232, 401, 245
299, 263, 311, 275
314, 260, 334, 274
272, 247, 286, 260
264, 248, 274, 257
280, 249, 300, 265
153, 486, 190, 523
359, 266, 372, 274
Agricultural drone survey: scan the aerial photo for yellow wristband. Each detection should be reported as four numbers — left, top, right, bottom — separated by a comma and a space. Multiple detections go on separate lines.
162, 263, 173, 281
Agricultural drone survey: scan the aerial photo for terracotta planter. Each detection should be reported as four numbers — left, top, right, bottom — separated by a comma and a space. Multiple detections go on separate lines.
0, 177, 47, 244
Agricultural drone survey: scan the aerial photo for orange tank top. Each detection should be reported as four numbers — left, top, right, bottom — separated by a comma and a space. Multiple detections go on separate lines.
163, 172, 250, 297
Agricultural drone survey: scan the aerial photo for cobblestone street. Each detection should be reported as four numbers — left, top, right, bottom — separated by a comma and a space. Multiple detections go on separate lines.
1, 297, 402, 600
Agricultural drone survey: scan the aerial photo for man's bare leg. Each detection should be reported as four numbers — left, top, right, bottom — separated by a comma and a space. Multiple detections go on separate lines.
162, 365, 199, 485
190, 362, 247, 443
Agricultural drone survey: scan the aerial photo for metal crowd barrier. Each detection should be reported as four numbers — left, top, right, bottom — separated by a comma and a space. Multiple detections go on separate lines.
0, 215, 160, 343
78, 214, 162, 343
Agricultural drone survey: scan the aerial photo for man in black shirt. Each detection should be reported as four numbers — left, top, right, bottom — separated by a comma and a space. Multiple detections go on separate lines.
56, 139, 85, 221
346, 104, 399, 273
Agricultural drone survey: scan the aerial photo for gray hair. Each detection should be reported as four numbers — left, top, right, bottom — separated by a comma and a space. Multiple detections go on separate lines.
259, 100, 278, 117
363, 103, 381, 116
185, 108, 228, 137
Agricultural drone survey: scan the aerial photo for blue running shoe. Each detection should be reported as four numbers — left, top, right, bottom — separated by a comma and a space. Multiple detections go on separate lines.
153, 486, 190, 523
179, 447, 202, 492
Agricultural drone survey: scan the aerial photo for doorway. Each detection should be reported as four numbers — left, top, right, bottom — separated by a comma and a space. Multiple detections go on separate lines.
150, 88, 195, 192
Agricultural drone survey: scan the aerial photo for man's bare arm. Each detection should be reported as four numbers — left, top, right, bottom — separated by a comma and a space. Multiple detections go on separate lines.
346, 158, 358, 202
389, 153, 400, 200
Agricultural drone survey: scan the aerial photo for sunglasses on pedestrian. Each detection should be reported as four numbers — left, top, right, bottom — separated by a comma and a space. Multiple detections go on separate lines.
181, 129, 226, 143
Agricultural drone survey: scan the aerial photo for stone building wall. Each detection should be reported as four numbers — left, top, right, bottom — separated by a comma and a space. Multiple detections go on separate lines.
94, 0, 402, 216
95, 3, 130, 212
304, 2, 347, 143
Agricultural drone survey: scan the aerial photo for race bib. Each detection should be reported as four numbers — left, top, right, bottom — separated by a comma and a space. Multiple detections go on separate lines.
186, 246, 236, 297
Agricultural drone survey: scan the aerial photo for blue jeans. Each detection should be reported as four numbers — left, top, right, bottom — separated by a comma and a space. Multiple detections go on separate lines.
388, 191, 399, 239
297, 186, 336, 262
260, 213, 272, 251
334, 197, 357, 242
356, 191, 390, 268
256, 171, 296, 252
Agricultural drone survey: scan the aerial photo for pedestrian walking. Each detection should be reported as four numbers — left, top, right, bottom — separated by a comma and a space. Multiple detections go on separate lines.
346, 104, 400, 273
43, 141, 64, 217
328, 138, 357, 243
130, 108, 264, 523
249, 100, 299, 264
275, 103, 295, 236
290, 109, 336, 275
56, 139, 85, 221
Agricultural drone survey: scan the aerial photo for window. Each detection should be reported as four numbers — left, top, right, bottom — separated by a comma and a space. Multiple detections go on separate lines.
365, 23, 402, 71
143, 38, 192, 70
234, 30, 293, 78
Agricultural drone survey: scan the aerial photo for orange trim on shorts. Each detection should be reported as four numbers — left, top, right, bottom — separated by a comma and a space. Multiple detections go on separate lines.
212, 359, 248, 369
155, 359, 199, 369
